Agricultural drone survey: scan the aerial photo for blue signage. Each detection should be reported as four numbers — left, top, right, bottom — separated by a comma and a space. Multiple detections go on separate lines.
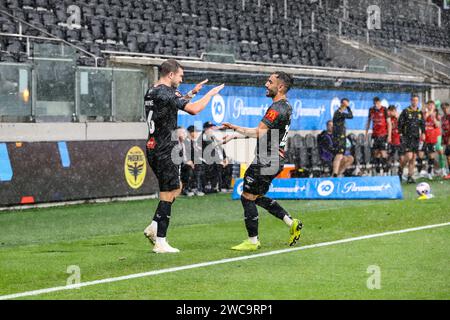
232, 176, 403, 200
178, 84, 414, 131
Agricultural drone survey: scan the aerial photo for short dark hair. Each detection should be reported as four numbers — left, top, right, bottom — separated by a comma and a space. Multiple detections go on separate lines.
426, 100, 435, 105
341, 98, 349, 104
411, 93, 420, 99
442, 102, 450, 108
159, 59, 183, 77
388, 105, 397, 111
274, 71, 293, 92
326, 120, 333, 126
373, 97, 380, 103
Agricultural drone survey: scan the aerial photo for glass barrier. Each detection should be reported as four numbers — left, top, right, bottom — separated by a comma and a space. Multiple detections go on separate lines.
113, 69, 147, 122
0, 63, 32, 122
34, 59, 76, 121
0, 63, 147, 123
77, 67, 113, 122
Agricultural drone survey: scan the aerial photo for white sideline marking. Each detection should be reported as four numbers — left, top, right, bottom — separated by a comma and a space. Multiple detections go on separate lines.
1, 221, 449, 300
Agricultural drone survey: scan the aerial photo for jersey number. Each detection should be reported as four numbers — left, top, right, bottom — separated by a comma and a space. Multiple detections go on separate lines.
147, 110, 155, 134
280, 125, 290, 148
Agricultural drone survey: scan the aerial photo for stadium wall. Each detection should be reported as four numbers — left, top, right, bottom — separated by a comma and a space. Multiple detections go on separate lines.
0, 140, 158, 206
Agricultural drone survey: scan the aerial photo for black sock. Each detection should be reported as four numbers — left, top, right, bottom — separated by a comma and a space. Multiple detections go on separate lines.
417, 158, 423, 172
428, 159, 434, 174
381, 158, 389, 172
374, 158, 381, 173
255, 196, 290, 221
241, 196, 259, 238
332, 173, 337, 177
152, 201, 172, 237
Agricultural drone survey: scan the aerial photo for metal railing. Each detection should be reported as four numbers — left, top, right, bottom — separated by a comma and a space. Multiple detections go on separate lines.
0, 9, 100, 67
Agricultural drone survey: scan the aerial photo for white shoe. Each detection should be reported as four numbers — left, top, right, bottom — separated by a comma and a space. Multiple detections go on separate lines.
419, 170, 427, 178
427, 173, 433, 181
152, 241, 180, 253
144, 222, 157, 245
195, 191, 205, 196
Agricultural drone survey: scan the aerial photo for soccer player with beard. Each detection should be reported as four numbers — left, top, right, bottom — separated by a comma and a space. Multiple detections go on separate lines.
143, 59, 224, 253
221, 72, 302, 251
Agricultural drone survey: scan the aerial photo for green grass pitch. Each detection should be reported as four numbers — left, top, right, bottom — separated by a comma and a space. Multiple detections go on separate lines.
0, 181, 449, 300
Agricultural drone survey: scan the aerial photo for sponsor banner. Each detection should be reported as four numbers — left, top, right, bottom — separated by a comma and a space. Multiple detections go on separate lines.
0, 141, 158, 206
178, 84, 414, 131
232, 176, 403, 200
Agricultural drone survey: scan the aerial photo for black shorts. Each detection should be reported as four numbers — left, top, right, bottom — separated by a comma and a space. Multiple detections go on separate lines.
243, 161, 283, 196
423, 143, 436, 155
401, 136, 420, 153
147, 151, 181, 192
446, 145, 450, 157
333, 135, 346, 155
372, 136, 388, 151
389, 144, 403, 157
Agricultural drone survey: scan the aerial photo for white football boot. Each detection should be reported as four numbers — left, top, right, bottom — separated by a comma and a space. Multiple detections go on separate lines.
144, 221, 157, 245
152, 239, 180, 254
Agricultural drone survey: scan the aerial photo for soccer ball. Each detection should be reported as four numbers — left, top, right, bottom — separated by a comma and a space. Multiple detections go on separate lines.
416, 182, 431, 196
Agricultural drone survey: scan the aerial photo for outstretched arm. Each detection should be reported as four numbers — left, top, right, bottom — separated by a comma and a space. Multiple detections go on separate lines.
182, 79, 209, 101
221, 121, 269, 144
184, 84, 225, 115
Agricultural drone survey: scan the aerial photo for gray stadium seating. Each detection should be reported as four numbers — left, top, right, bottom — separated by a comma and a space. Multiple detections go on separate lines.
0, 0, 448, 66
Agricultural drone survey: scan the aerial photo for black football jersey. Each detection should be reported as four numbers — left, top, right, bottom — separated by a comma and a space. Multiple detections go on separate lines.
256, 99, 292, 164
332, 107, 353, 138
144, 84, 189, 156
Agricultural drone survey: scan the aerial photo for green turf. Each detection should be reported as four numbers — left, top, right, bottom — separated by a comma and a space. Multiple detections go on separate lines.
0, 181, 449, 299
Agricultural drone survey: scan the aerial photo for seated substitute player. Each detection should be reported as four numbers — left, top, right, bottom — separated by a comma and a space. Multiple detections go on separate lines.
143, 59, 224, 253
365, 97, 391, 175
221, 72, 302, 251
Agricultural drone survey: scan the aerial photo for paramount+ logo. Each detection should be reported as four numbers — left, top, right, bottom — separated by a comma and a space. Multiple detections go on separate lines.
124, 146, 147, 189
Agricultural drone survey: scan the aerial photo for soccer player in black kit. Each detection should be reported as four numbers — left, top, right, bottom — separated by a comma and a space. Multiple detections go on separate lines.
221, 72, 302, 251
398, 94, 425, 184
332, 98, 353, 177
143, 59, 224, 253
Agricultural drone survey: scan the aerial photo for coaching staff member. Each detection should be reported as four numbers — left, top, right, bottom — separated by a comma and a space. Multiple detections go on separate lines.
143, 59, 224, 253
332, 98, 353, 177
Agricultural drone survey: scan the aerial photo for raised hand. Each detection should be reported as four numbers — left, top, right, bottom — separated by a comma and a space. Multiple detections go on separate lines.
193, 79, 208, 94
208, 84, 225, 96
